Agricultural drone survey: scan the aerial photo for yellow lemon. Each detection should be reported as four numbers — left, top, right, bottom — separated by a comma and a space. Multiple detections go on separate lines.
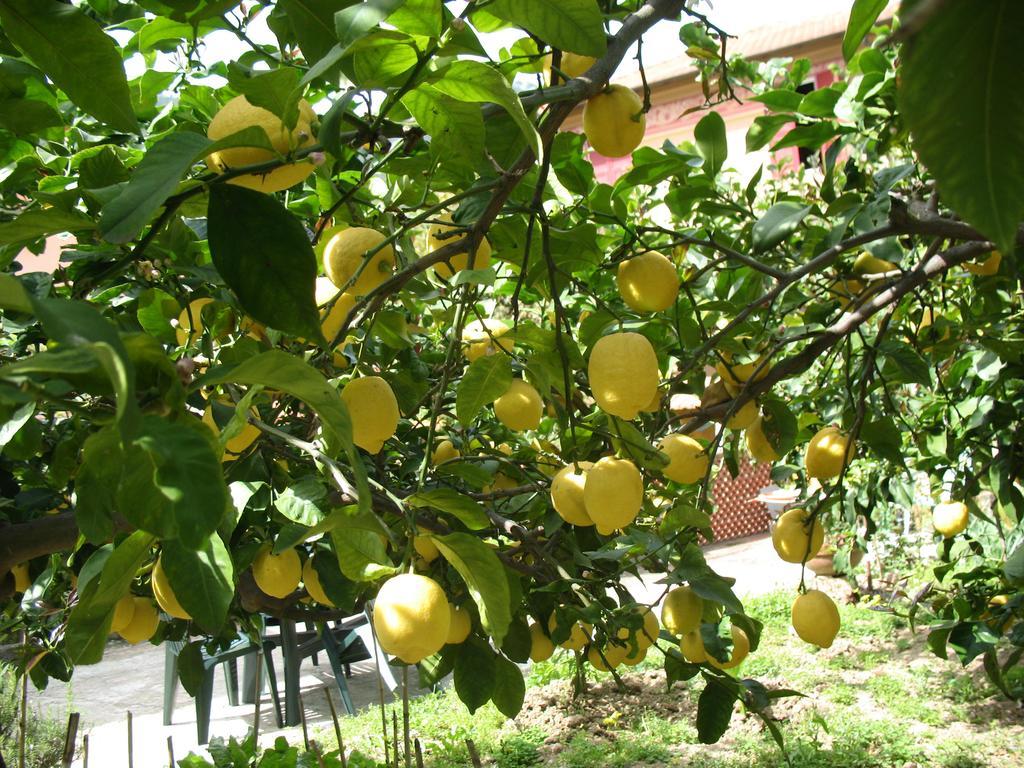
302, 557, 335, 607
110, 595, 136, 634
661, 586, 703, 636
431, 439, 460, 466
706, 625, 750, 670
494, 379, 543, 431
622, 644, 647, 666
715, 354, 768, 391
550, 462, 595, 527
176, 297, 214, 348
118, 598, 159, 644
588, 641, 629, 671
932, 501, 969, 538
583, 456, 643, 535
413, 535, 440, 563
252, 546, 302, 599
203, 404, 261, 461
632, 606, 660, 650
446, 604, 472, 645
11, 563, 30, 593
805, 426, 854, 480
726, 400, 758, 431
323, 227, 395, 297
206, 96, 316, 193
315, 276, 340, 306
852, 251, 897, 275
483, 473, 518, 494
427, 214, 492, 279
658, 434, 709, 484
462, 318, 513, 362
373, 573, 451, 664
588, 332, 659, 420
641, 388, 663, 413
548, 612, 592, 651
680, 630, 706, 663
791, 590, 840, 648
828, 278, 865, 309
582, 84, 646, 158
616, 251, 680, 312
965, 250, 1001, 276
153, 556, 191, 620
341, 376, 400, 453
529, 622, 555, 662
321, 292, 357, 346
746, 416, 779, 463
561, 52, 597, 79
772, 508, 825, 564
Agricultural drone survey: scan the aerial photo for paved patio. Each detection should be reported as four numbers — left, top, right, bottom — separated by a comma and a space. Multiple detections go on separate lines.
28, 533, 812, 768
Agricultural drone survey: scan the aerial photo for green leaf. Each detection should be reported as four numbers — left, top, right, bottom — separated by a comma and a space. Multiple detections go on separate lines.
485, 0, 605, 57
879, 340, 932, 386
118, 415, 228, 549
207, 184, 322, 342
694, 111, 727, 178
759, 398, 798, 457
0, 97, 61, 136
330, 527, 397, 581
842, 0, 889, 61
431, 60, 542, 159
0, 207, 96, 246
696, 678, 738, 744
456, 355, 513, 424
898, 0, 1024, 253
751, 202, 812, 253
99, 132, 209, 244
161, 536, 235, 633
388, 0, 442, 37
405, 488, 490, 530
0, 0, 137, 133
273, 476, 328, 526
745, 114, 792, 152
551, 131, 594, 196
750, 89, 804, 113
279, 0, 355, 67
229, 67, 302, 129
433, 532, 511, 644
335, 0, 404, 50
664, 647, 700, 688
453, 637, 496, 714
500, 617, 531, 664
491, 655, 526, 718
0, 273, 31, 313
176, 642, 206, 697
402, 85, 485, 173
1005, 542, 1024, 586
859, 417, 903, 464
66, 531, 155, 664
74, 427, 120, 543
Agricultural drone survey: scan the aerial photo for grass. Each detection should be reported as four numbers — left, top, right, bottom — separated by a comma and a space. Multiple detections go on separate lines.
311, 588, 1022, 768
0, 663, 68, 768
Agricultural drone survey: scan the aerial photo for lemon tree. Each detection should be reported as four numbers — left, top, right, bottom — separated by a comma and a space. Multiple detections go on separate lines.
0, 0, 1022, 749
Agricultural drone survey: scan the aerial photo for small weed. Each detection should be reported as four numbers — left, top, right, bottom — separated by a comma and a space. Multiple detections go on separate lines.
825, 682, 857, 705
495, 729, 545, 768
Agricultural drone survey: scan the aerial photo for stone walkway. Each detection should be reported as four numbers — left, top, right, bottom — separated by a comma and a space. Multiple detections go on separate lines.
28, 533, 810, 768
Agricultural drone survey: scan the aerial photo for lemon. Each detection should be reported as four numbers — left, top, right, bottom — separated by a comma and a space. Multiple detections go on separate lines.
550, 462, 594, 526
110, 595, 137, 634
427, 214, 492, 279
772, 508, 825, 564
932, 501, 969, 538
548, 612, 592, 651
633, 606, 660, 650
715, 354, 767, 391
203, 404, 261, 462
561, 52, 597, 79
252, 546, 302, 599
746, 416, 779, 463
446, 604, 472, 644
315, 276, 340, 306
341, 376, 400, 453
431, 439, 460, 466
791, 589, 840, 648
965, 250, 1001, 276
323, 227, 395, 297
529, 622, 555, 662
207, 95, 316, 193
176, 297, 214, 347
302, 557, 335, 607
661, 586, 703, 636
622, 645, 647, 666
658, 434, 709, 484
641, 388, 663, 413
851, 252, 897, 275
588, 332, 659, 420
706, 625, 750, 670
805, 426, 854, 480
679, 630, 706, 663
583, 456, 643, 535
153, 556, 191, 620
484, 473, 518, 494
321, 292, 357, 346
118, 598, 159, 644
827, 278, 866, 309
462, 319, 513, 362
11, 563, 30, 593
616, 251, 680, 312
373, 573, 451, 664
494, 379, 543, 431
726, 400, 758, 431
413, 535, 440, 563
582, 84, 645, 158
588, 641, 629, 671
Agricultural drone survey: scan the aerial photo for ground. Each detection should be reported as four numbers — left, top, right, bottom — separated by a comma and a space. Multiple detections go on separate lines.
19, 534, 1023, 767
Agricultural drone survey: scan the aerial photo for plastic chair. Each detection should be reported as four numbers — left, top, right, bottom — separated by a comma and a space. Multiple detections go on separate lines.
163, 635, 282, 744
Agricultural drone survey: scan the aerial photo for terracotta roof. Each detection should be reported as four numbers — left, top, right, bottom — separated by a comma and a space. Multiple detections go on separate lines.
617, 5, 897, 89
